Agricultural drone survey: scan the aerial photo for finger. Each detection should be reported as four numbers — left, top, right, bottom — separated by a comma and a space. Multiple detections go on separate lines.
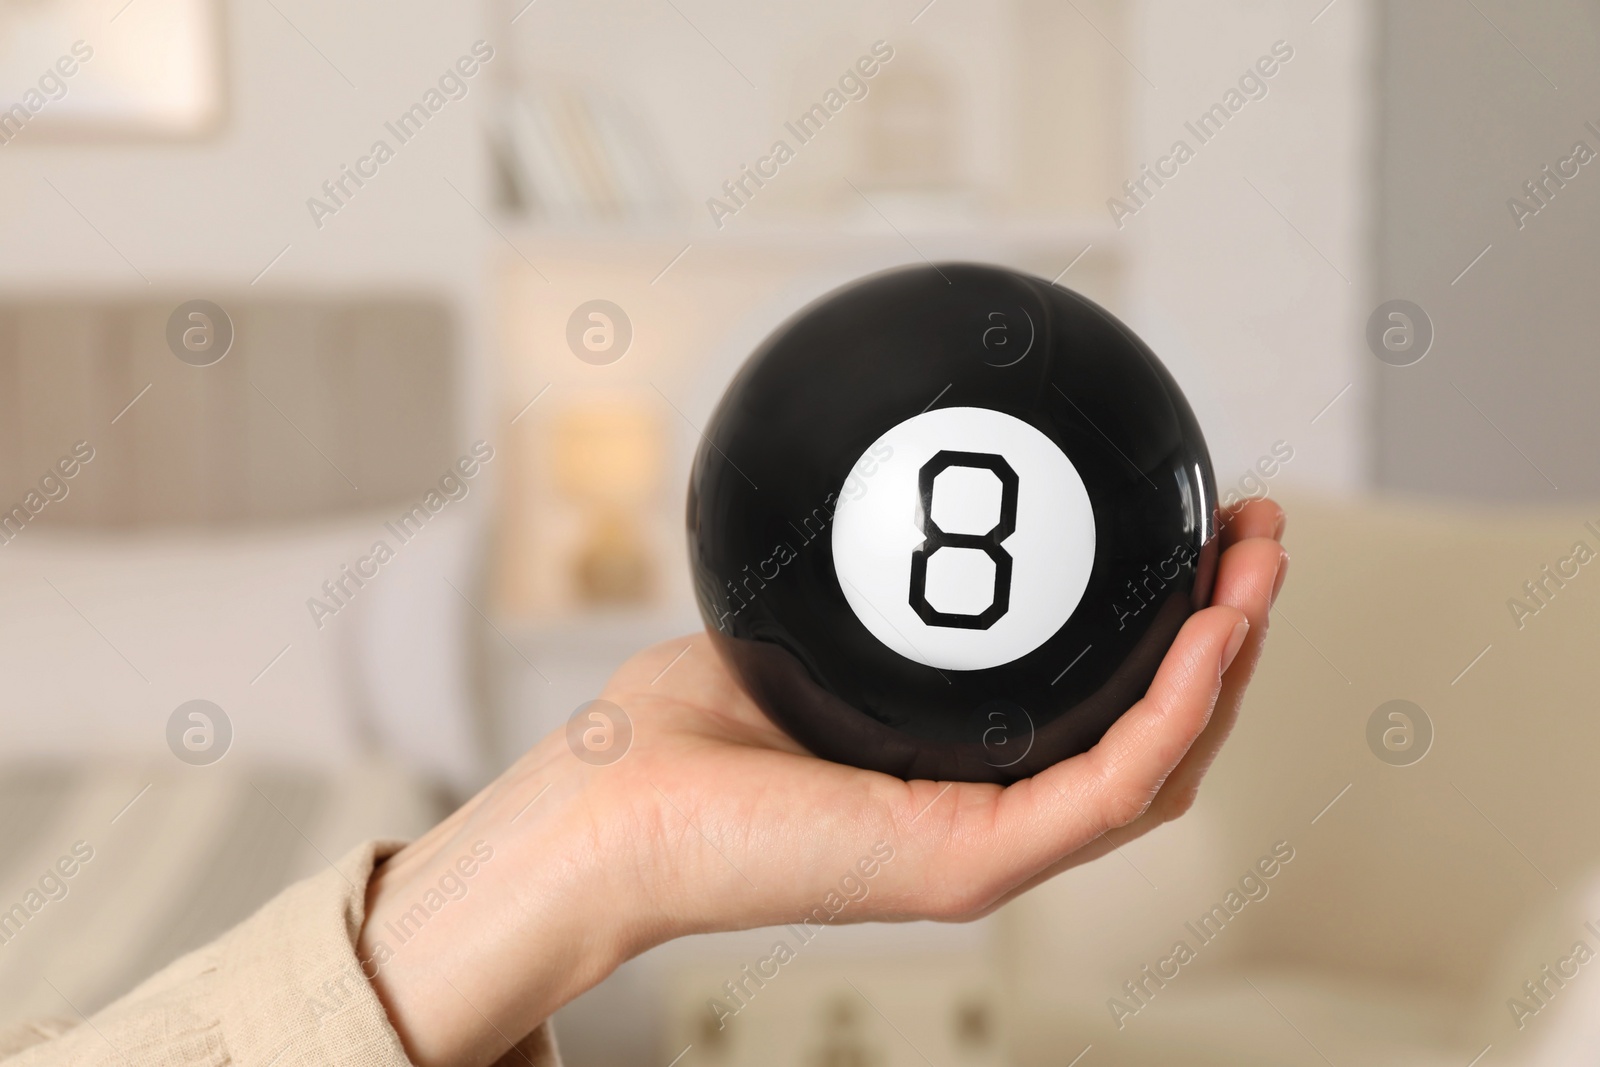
1077, 602, 1249, 820
1144, 536, 1286, 821
938, 536, 1286, 912
1219, 497, 1285, 548
991, 603, 1249, 876
971, 537, 1289, 907
1210, 535, 1287, 698
1210, 536, 1287, 659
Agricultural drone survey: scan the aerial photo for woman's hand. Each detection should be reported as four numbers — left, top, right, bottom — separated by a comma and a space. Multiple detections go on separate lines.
361, 498, 1289, 1067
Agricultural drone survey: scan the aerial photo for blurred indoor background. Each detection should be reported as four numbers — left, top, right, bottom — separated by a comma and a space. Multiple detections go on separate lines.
2, 0, 1599, 1064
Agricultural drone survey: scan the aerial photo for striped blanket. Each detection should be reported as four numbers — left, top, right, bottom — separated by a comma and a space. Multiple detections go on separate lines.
0, 760, 443, 1026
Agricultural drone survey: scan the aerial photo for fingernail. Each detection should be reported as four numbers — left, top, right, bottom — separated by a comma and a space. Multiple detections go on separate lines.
1273, 511, 1287, 540
1221, 619, 1250, 675
1270, 549, 1291, 604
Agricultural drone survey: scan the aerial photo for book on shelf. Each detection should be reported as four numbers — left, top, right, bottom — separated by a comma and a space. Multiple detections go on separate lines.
496, 86, 682, 223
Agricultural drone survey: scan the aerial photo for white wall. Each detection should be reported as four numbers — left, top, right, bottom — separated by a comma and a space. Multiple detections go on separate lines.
0, 0, 498, 438
1123, 0, 1372, 499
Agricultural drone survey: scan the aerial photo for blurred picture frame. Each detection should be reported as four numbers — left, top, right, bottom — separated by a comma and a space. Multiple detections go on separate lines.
0, 0, 226, 141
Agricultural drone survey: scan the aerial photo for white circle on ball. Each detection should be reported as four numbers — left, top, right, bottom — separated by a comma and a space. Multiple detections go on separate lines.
831, 406, 1096, 671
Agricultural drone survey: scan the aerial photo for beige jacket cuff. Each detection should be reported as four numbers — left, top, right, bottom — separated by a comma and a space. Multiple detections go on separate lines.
0, 840, 559, 1067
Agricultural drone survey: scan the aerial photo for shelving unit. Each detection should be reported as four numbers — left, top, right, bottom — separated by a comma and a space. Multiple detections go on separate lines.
475, 5, 1138, 1062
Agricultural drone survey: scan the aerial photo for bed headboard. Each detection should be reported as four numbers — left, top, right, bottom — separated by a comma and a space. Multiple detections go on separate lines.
0, 297, 457, 528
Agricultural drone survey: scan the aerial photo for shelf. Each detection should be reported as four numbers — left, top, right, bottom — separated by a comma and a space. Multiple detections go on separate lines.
493, 604, 703, 650
495, 217, 1119, 256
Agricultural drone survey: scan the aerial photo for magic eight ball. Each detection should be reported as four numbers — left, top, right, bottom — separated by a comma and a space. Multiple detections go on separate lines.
686, 263, 1218, 784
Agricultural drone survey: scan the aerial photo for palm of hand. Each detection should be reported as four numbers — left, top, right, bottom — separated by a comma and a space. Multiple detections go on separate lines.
582, 498, 1287, 943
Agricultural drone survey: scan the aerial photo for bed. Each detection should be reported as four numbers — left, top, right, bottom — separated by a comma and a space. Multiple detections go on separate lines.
0, 296, 484, 1024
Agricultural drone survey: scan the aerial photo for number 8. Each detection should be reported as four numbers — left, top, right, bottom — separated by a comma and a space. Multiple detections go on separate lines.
908, 450, 1019, 629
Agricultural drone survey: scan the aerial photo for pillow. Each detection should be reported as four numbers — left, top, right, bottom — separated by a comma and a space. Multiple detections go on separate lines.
0, 508, 485, 790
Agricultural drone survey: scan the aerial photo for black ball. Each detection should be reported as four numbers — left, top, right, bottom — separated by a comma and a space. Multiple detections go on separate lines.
686, 263, 1218, 784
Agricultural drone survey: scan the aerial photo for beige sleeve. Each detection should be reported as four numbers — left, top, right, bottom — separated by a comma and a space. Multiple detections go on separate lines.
0, 841, 559, 1067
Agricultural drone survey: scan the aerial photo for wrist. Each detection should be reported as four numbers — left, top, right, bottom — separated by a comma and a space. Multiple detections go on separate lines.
358, 745, 640, 1067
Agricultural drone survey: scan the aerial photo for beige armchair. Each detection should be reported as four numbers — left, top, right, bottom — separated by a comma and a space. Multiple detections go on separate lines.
1002, 492, 1600, 1066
